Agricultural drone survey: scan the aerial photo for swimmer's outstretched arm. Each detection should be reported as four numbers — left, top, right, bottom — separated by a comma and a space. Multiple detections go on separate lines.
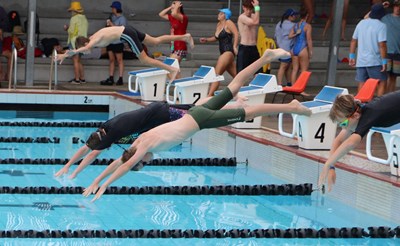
54, 52, 70, 64
83, 157, 123, 197
69, 149, 102, 179
54, 145, 91, 177
91, 149, 147, 202
55, 36, 100, 64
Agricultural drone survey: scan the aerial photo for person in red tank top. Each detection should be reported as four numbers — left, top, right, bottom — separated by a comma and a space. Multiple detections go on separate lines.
159, 1, 188, 63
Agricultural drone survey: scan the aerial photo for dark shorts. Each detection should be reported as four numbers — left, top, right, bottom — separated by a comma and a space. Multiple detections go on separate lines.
236, 44, 261, 73
120, 25, 146, 56
279, 57, 292, 63
188, 88, 246, 130
387, 53, 400, 76
106, 43, 124, 53
355, 65, 387, 82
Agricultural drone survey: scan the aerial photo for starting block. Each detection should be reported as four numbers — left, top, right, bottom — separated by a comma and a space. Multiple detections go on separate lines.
231, 73, 282, 129
166, 66, 224, 104
128, 58, 179, 101
278, 86, 348, 149
366, 123, 400, 176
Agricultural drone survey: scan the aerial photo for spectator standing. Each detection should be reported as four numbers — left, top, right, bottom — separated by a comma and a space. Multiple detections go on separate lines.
200, 8, 239, 96
101, 1, 127, 86
349, 3, 387, 96
301, 0, 315, 23
275, 8, 298, 86
159, 1, 188, 64
237, 0, 260, 74
289, 8, 313, 86
65, 1, 88, 84
381, 0, 400, 93
322, 0, 350, 40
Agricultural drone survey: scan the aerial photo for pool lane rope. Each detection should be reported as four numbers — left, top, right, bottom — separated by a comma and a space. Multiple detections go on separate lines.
0, 137, 60, 143
0, 157, 237, 166
0, 121, 102, 127
0, 226, 397, 238
0, 183, 312, 195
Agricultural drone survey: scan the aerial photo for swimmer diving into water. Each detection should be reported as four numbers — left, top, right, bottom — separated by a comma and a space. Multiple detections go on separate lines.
56, 25, 195, 82
83, 49, 312, 201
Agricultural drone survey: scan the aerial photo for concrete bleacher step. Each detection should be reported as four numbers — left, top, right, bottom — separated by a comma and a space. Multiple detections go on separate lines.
10, 56, 355, 88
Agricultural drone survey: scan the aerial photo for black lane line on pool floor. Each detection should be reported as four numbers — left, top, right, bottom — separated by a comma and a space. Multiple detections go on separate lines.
0, 183, 313, 196
0, 202, 85, 210
0, 157, 237, 167
0, 226, 396, 238
0, 170, 45, 176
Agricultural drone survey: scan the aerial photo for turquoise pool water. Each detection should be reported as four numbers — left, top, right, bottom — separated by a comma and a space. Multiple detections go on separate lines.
0, 113, 399, 245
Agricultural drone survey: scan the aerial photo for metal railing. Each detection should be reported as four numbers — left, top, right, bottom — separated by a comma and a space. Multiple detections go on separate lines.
227, 0, 243, 15
48, 49, 58, 90
7, 47, 17, 90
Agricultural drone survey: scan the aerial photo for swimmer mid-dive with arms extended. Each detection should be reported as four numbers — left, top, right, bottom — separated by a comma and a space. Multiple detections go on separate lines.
56, 25, 195, 82
83, 48, 312, 202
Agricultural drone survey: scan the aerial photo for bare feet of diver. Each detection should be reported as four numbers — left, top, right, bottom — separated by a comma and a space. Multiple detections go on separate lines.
262, 48, 291, 62
185, 33, 195, 49
168, 67, 180, 82
289, 99, 312, 116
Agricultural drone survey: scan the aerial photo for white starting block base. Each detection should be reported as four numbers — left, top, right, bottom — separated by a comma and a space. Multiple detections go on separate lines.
278, 86, 348, 150
128, 58, 179, 101
176, 83, 210, 104
366, 123, 400, 176
232, 94, 266, 128
296, 111, 338, 149
231, 73, 282, 129
167, 66, 224, 105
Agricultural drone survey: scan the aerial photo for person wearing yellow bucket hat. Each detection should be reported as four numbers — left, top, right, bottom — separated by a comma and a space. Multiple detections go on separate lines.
68, 1, 84, 13
56, 24, 195, 83
64, 1, 88, 84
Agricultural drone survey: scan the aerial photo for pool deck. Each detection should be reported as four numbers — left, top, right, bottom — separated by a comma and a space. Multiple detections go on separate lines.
0, 80, 399, 189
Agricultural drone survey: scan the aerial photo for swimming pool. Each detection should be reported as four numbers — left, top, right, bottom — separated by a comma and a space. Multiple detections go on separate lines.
0, 110, 399, 245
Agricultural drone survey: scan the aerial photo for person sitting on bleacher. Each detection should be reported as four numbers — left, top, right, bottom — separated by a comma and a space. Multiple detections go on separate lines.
0, 25, 26, 82
55, 25, 195, 82
0, 28, 11, 82
319, 91, 400, 192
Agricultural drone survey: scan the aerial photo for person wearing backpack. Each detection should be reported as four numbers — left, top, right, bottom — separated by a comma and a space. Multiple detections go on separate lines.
65, 1, 88, 85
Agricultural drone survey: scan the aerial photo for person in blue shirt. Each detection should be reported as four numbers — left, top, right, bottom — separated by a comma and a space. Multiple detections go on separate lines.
381, 0, 400, 93
349, 3, 388, 96
275, 8, 298, 86
101, 1, 128, 86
